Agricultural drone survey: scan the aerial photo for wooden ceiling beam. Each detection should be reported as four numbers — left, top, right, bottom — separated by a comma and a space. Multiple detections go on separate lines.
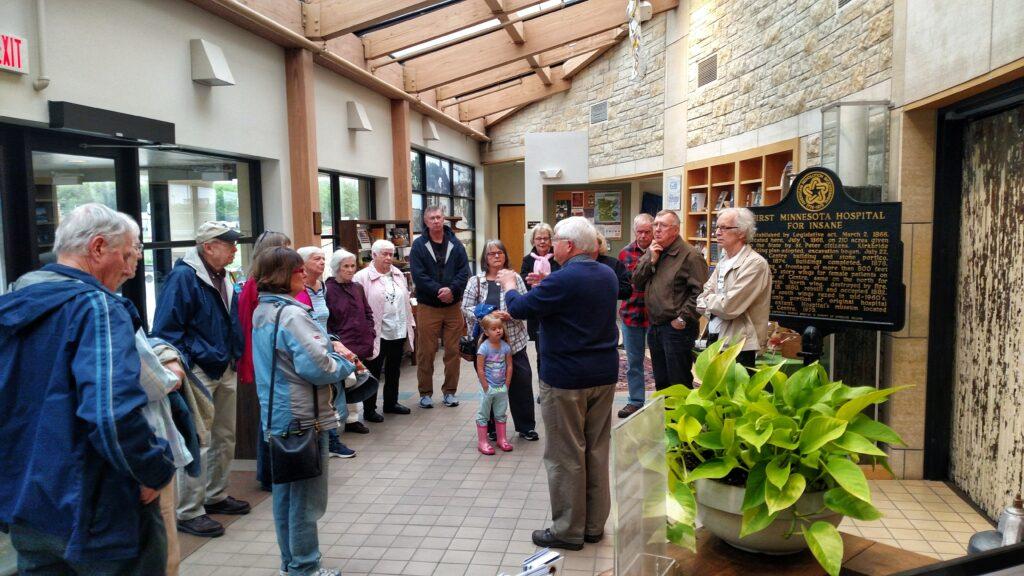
458, 67, 570, 121
485, 105, 525, 127
361, 0, 549, 60
433, 27, 625, 100
403, 0, 676, 92
533, 65, 552, 85
303, 0, 439, 40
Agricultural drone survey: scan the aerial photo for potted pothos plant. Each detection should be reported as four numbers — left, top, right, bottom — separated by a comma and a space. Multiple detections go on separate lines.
658, 340, 906, 576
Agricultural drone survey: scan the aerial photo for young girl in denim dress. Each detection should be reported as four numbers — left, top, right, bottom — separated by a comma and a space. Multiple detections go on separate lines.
475, 313, 514, 455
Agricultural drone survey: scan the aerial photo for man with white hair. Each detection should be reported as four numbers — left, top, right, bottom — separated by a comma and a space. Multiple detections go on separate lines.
632, 210, 709, 390
616, 212, 655, 418
153, 220, 248, 537
0, 203, 175, 573
697, 207, 772, 367
497, 216, 619, 551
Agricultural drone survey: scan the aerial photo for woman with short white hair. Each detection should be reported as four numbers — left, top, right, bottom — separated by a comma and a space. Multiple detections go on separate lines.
353, 240, 416, 422
324, 248, 377, 437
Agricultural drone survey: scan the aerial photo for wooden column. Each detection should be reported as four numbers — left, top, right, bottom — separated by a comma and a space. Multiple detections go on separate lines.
285, 48, 319, 247
390, 99, 412, 221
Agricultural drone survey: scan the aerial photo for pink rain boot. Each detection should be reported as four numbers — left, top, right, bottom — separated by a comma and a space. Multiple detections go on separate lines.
477, 425, 495, 455
495, 421, 513, 452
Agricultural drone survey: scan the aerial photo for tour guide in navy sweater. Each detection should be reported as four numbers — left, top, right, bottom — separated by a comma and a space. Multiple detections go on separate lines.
497, 216, 618, 551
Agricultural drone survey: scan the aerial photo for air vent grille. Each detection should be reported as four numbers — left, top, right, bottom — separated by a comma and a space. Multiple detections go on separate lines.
590, 101, 608, 124
697, 54, 717, 87
837, 0, 854, 9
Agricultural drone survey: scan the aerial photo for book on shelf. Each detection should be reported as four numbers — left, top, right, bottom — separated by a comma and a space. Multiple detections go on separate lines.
356, 228, 373, 250
690, 192, 707, 212
697, 222, 707, 238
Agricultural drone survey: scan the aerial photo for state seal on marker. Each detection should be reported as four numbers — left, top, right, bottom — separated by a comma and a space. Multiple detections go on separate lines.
795, 170, 835, 212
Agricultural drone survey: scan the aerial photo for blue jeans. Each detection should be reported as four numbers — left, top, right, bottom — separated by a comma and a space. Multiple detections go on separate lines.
272, 432, 330, 576
10, 500, 166, 575
328, 385, 348, 447
621, 323, 649, 406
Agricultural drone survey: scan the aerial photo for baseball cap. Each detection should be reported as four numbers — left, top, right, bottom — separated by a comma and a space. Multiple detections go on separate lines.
196, 221, 243, 244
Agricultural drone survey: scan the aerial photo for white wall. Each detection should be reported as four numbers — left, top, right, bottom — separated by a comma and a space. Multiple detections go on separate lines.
524, 132, 589, 222
0, 0, 294, 232
314, 68, 393, 179
482, 162, 526, 239
897, 0, 1024, 106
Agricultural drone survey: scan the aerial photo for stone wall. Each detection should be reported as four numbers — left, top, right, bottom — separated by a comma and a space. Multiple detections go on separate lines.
484, 13, 667, 168
687, 0, 893, 147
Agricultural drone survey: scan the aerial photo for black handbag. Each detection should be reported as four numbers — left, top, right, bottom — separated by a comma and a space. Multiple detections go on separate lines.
267, 304, 322, 485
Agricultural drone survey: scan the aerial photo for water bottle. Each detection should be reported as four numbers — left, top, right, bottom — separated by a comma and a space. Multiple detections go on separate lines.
1000, 494, 1024, 546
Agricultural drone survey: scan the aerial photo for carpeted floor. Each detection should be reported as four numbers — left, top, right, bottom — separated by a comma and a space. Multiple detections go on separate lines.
178, 470, 272, 559
614, 348, 656, 392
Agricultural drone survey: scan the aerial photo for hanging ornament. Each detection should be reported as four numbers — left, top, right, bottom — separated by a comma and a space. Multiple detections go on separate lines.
627, 0, 646, 81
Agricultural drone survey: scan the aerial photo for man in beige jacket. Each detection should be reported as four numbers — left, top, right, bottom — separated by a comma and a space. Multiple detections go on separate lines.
697, 207, 772, 367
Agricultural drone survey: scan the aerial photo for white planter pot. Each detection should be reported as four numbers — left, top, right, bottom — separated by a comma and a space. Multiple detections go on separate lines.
694, 478, 844, 555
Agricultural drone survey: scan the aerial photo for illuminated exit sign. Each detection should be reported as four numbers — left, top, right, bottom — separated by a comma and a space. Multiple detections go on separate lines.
1, 34, 27, 75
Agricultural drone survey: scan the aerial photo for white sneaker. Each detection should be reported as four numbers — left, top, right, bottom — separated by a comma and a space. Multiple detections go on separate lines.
314, 568, 341, 576
443, 393, 459, 407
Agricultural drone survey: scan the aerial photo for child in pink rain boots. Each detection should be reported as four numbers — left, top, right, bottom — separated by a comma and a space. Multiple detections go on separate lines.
475, 313, 514, 455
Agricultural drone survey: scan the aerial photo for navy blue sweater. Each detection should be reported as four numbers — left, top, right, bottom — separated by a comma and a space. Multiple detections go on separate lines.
505, 256, 618, 389
409, 226, 470, 307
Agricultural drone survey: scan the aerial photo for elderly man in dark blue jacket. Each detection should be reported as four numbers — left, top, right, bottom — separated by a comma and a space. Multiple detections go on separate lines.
0, 203, 175, 573
409, 205, 470, 409
497, 216, 618, 551
152, 221, 247, 537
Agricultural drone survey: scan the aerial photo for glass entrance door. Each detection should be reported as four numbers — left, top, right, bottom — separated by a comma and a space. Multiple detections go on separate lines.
30, 151, 118, 256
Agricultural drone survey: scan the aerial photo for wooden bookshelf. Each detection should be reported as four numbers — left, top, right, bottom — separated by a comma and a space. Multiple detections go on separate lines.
684, 139, 798, 266
336, 219, 413, 272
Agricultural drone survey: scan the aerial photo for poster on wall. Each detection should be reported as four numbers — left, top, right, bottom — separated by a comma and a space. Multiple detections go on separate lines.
665, 176, 682, 210
595, 192, 621, 223
555, 200, 571, 221
596, 224, 621, 239
571, 192, 585, 208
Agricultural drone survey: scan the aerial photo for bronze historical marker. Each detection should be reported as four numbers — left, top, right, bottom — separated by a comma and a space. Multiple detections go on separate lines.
748, 167, 905, 333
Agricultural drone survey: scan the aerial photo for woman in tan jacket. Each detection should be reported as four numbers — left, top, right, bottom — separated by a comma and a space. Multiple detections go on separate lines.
697, 207, 772, 367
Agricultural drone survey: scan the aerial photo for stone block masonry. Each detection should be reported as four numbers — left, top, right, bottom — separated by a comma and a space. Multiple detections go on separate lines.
687, 0, 893, 148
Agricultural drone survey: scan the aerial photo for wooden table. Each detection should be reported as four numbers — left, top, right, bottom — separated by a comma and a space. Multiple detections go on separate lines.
597, 529, 936, 576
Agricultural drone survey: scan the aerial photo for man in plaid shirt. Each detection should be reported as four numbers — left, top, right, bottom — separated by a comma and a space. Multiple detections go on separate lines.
617, 213, 655, 418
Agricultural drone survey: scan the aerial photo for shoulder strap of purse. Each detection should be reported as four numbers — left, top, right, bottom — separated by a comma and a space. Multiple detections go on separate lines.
266, 304, 285, 435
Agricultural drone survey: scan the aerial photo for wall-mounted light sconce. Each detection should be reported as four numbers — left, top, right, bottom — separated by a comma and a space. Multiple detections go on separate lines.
539, 168, 562, 179
190, 39, 235, 86
422, 117, 440, 141
347, 101, 373, 131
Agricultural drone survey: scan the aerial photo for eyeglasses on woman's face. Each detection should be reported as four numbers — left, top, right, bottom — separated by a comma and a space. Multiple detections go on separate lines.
487, 251, 504, 258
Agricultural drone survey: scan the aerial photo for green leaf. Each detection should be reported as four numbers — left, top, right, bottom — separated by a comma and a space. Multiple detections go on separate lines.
832, 431, 887, 456
736, 421, 773, 450
833, 385, 877, 402
823, 487, 883, 521
653, 384, 693, 399
824, 457, 871, 503
783, 365, 818, 409
765, 472, 806, 514
693, 339, 725, 381
699, 341, 744, 399
740, 503, 779, 538
847, 414, 906, 445
804, 522, 843, 576
800, 450, 820, 469
695, 431, 724, 450
799, 416, 847, 454
721, 418, 736, 452
768, 428, 799, 450
742, 462, 768, 511
835, 386, 908, 422
667, 521, 696, 550
809, 382, 842, 406
814, 363, 830, 386
729, 363, 750, 400
665, 427, 681, 449
686, 457, 737, 481
675, 415, 702, 442
746, 362, 784, 398
670, 481, 697, 524
766, 454, 790, 489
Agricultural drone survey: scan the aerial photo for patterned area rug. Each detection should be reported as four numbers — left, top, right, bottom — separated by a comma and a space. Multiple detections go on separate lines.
615, 349, 656, 392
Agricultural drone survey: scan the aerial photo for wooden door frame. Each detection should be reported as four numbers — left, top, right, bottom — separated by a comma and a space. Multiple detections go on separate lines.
924, 78, 1024, 479
497, 202, 526, 268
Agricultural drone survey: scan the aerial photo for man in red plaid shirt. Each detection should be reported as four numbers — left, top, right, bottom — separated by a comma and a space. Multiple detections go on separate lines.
616, 213, 654, 418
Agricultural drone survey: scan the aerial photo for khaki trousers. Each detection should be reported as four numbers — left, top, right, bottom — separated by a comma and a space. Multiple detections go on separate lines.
415, 302, 465, 397
159, 479, 180, 576
177, 366, 237, 520
539, 380, 615, 543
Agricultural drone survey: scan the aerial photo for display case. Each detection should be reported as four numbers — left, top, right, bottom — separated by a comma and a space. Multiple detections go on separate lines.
684, 139, 798, 266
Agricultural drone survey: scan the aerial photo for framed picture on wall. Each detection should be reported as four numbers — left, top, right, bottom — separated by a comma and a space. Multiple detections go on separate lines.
594, 192, 621, 223
666, 176, 682, 210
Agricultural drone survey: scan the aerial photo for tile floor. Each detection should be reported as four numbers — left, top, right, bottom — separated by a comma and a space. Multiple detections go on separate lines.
180, 350, 993, 575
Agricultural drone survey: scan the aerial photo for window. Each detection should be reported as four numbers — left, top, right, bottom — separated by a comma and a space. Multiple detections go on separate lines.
318, 170, 373, 254
139, 148, 259, 326
411, 149, 476, 269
